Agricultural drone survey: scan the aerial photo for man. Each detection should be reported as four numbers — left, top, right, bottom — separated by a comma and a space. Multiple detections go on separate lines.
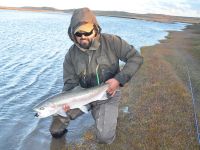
50, 7, 143, 144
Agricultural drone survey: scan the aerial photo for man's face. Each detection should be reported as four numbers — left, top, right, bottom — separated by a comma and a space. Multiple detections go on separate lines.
75, 29, 96, 49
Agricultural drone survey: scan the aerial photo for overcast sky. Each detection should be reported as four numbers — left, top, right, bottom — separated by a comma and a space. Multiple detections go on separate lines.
0, 0, 200, 17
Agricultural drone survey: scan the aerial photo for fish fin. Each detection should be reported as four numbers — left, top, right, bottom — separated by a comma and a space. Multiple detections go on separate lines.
79, 106, 88, 113
57, 108, 68, 117
101, 92, 109, 100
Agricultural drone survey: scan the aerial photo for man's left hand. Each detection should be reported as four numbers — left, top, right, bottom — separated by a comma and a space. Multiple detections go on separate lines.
105, 78, 120, 97
63, 104, 70, 112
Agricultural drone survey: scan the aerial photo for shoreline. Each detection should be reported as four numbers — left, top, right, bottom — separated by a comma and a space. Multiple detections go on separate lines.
130, 23, 200, 149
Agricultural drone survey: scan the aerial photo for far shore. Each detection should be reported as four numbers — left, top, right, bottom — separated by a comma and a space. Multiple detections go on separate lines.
0, 6, 200, 24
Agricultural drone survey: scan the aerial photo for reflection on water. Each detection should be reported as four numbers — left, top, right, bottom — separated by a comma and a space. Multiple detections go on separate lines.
0, 9, 188, 150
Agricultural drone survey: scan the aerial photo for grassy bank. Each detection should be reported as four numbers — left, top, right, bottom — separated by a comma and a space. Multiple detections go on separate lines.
66, 24, 200, 149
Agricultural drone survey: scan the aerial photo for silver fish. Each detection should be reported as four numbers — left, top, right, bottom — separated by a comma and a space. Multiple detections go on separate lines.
33, 84, 109, 118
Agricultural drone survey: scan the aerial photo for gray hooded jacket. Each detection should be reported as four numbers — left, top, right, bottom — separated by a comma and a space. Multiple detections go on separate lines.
63, 8, 143, 91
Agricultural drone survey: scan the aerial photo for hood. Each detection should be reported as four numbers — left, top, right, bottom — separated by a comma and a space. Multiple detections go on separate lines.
68, 7, 101, 50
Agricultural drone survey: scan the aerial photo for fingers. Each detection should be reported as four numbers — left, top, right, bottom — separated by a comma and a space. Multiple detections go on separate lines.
106, 85, 116, 96
111, 90, 116, 97
105, 78, 119, 96
106, 88, 113, 96
63, 104, 70, 112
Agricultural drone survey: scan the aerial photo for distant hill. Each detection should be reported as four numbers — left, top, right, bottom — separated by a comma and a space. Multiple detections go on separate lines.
94, 10, 200, 24
0, 6, 200, 24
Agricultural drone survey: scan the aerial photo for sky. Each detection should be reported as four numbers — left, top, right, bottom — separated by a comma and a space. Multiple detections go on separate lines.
0, 0, 200, 17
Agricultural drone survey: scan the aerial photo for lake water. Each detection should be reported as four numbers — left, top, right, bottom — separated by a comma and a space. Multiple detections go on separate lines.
0, 10, 187, 150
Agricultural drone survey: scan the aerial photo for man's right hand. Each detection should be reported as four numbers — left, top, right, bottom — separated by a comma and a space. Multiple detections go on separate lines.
105, 78, 120, 97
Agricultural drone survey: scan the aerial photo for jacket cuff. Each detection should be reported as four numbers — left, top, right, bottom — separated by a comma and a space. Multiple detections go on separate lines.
114, 73, 130, 87
62, 83, 79, 92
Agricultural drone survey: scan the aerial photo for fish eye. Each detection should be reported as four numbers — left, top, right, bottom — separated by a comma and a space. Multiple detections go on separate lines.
39, 107, 45, 110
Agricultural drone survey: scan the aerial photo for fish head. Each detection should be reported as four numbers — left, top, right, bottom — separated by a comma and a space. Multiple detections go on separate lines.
33, 102, 58, 118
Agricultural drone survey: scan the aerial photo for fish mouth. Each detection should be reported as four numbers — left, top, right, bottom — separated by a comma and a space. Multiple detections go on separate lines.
34, 113, 39, 117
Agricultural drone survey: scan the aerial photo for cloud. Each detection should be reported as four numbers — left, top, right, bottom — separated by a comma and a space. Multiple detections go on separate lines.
143, 0, 200, 17
120, 0, 200, 17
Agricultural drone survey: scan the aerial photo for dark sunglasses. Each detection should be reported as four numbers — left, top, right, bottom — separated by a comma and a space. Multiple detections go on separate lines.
75, 29, 94, 37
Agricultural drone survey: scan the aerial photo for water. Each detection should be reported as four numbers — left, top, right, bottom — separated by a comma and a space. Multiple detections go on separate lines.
0, 10, 187, 150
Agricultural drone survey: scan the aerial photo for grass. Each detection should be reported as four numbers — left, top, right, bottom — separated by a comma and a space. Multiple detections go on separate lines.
64, 24, 200, 149
186, 24, 200, 63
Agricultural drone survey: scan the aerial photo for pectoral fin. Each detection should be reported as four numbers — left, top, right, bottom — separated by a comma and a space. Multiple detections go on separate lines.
101, 92, 109, 100
79, 106, 88, 113
57, 108, 68, 117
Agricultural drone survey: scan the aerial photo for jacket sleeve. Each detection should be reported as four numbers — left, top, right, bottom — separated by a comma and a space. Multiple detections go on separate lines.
112, 35, 143, 86
62, 50, 79, 91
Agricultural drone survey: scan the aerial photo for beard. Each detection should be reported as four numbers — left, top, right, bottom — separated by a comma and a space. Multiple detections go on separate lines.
79, 38, 92, 49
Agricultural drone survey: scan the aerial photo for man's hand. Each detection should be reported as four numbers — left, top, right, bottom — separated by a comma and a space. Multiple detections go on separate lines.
105, 78, 120, 97
63, 104, 70, 112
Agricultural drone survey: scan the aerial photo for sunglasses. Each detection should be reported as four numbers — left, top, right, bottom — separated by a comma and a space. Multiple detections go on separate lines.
75, 29, 94, 37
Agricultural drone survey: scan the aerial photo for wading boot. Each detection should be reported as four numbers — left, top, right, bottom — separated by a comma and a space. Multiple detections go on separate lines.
49, 115, 70, 138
